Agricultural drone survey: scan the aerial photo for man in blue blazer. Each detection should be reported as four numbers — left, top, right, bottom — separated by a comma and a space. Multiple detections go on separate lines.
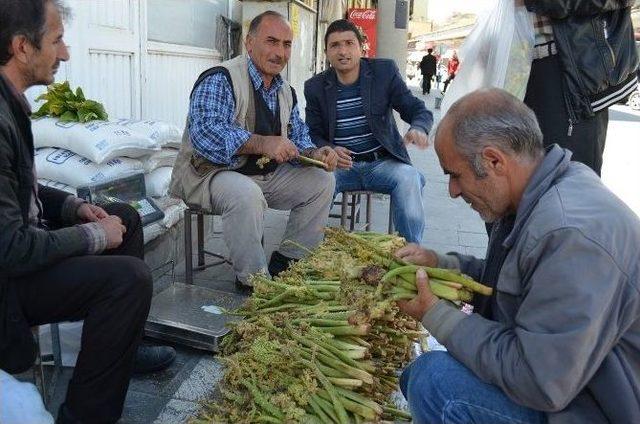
304, 19, 433, 243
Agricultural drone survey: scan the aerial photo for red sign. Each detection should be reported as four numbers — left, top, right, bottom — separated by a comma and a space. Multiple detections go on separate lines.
348, 8, 377, 58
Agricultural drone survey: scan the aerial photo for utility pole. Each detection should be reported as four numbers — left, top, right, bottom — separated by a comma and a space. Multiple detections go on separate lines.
375, 0, 409, 78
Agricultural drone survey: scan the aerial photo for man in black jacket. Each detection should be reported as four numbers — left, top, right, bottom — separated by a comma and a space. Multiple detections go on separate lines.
521, 0, 638, 175
0, 1, 174, 422
419, 48, 437, 95
305, 19, 433, 244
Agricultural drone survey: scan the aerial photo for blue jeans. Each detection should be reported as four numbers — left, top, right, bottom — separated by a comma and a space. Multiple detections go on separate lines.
400, 352, 547, 424
335, 158, 426, 243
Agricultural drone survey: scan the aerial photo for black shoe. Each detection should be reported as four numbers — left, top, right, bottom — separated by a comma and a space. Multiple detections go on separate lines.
132, 345, 176, 374
234, 278, 254, 295
268, 251, 298, 278
57, 404, 82, 424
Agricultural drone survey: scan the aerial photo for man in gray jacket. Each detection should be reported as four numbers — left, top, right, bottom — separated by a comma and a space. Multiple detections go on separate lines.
395, 88, 640, 424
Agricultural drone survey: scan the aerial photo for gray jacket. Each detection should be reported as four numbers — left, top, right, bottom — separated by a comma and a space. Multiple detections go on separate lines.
424, 146, 640, 423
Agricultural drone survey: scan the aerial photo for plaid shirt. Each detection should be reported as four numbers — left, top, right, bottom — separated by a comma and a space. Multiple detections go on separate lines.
189, 58, 315, 166
532, 13, 554, 46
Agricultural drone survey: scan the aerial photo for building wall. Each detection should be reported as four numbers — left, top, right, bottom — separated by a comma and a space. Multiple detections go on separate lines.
27, 0, 227, 128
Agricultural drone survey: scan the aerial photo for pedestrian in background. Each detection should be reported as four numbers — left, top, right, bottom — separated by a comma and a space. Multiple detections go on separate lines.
419, 48, 437, 95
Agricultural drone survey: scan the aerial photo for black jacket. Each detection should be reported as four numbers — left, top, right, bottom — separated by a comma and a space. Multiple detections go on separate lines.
419, 54, 437, 76
525, 0, 639, 121
0, 74, 87, 373
304, 59, 433, 165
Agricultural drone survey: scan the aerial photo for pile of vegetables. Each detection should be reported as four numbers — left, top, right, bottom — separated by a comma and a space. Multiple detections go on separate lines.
196, 228, 492, 423
32, 81, 108, 123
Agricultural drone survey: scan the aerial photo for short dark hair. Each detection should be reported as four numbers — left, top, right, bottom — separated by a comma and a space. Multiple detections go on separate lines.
324, 19, 363, 48
0, 0, 68, 66
248, 10, 287, 36
427, 48, 433, 54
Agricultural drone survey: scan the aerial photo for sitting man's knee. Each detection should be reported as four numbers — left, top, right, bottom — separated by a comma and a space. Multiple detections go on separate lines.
402, 351, 452, 400
111, 257, 153, 300
104, 202, 141, 229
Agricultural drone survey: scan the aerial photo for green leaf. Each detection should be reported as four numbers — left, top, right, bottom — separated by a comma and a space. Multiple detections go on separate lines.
32, 103, 50, 118
75, 87, 85, 101
30, 81, 107, 122
59, 110, 78, 122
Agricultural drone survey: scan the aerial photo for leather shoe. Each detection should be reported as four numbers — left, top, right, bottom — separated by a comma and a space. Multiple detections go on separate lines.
56, 403, 82, 424
268, 251, 298, 278
235, 278, 253, 295
133, 345, 176, 374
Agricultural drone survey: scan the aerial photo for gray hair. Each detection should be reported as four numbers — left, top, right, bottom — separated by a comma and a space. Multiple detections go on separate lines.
53, 0, 72, 21
248, 10, 287, 36
441, 88, 544, 177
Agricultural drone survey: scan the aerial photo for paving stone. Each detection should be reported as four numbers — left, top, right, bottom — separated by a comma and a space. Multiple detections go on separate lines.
173, 357, 224, 402
153, 399, 201, 424
458, 231, 489, 248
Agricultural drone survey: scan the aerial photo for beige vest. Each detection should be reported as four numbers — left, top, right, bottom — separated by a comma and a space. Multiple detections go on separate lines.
169, 54, 295, 211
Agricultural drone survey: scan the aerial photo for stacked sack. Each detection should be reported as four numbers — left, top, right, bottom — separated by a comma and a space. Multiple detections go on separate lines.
33, 117, 181, 199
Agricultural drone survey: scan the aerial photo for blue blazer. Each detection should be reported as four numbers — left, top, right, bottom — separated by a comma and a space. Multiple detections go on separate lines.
304, 58, 433, 165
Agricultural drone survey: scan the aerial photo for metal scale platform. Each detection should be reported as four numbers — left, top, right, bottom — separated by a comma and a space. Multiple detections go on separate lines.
145, 208, 246, 352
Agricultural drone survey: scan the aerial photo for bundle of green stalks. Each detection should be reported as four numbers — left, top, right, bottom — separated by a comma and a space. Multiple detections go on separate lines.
194, 228, 491, 423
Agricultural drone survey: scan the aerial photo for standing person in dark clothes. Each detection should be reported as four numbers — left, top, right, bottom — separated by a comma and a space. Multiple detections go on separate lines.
0, 1, 175, 423
519, 0, 638, 176
419, 48, 437, 95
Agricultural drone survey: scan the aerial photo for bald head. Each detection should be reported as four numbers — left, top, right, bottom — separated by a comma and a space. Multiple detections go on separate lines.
436, 88, 544, 177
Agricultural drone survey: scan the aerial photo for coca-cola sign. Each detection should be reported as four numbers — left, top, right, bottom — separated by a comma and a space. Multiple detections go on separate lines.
349, 9, 376, 20
348, 8, 377, 57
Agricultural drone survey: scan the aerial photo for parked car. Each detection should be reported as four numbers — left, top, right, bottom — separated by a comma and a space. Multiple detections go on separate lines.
625, 42, 640, 110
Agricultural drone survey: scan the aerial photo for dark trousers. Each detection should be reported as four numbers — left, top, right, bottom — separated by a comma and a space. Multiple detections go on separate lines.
14, 203, 152, 423
443, 73, 456, 93
422, 73, 433, 94
524, 54, 609, 175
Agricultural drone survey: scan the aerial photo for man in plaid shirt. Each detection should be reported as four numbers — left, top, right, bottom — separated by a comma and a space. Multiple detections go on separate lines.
171, 11, 337, 291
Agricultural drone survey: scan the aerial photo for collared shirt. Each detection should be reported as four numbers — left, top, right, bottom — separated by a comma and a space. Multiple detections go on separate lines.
533, 13, 554, 46
189, 58, 315, 166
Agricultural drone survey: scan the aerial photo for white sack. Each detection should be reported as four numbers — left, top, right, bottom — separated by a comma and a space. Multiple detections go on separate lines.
35, 147, 144, 188
32, 117, 159, 164
144, 167, 173, 198
141, 148, 179, 173
0, 370, 54, 424
38, 178, 77, 195
117, 118, 182, 148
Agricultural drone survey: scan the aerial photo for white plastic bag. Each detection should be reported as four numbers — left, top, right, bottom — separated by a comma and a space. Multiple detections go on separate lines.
441, 0, 534, 115
145, 166, 173, 198
116, 119, 182, 148
35, 147, 144, 188
32, 117, 160, 164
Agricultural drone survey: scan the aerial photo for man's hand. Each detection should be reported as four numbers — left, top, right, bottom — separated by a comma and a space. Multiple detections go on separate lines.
98, 215, 126, 249
395, 243, 438, 266
403, 128, 429, 149
261, 136, 299, 163
334, 146, 353, 169
309, 146, 338, 172
397, 268, 440, 321
77, 203, 108, 223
